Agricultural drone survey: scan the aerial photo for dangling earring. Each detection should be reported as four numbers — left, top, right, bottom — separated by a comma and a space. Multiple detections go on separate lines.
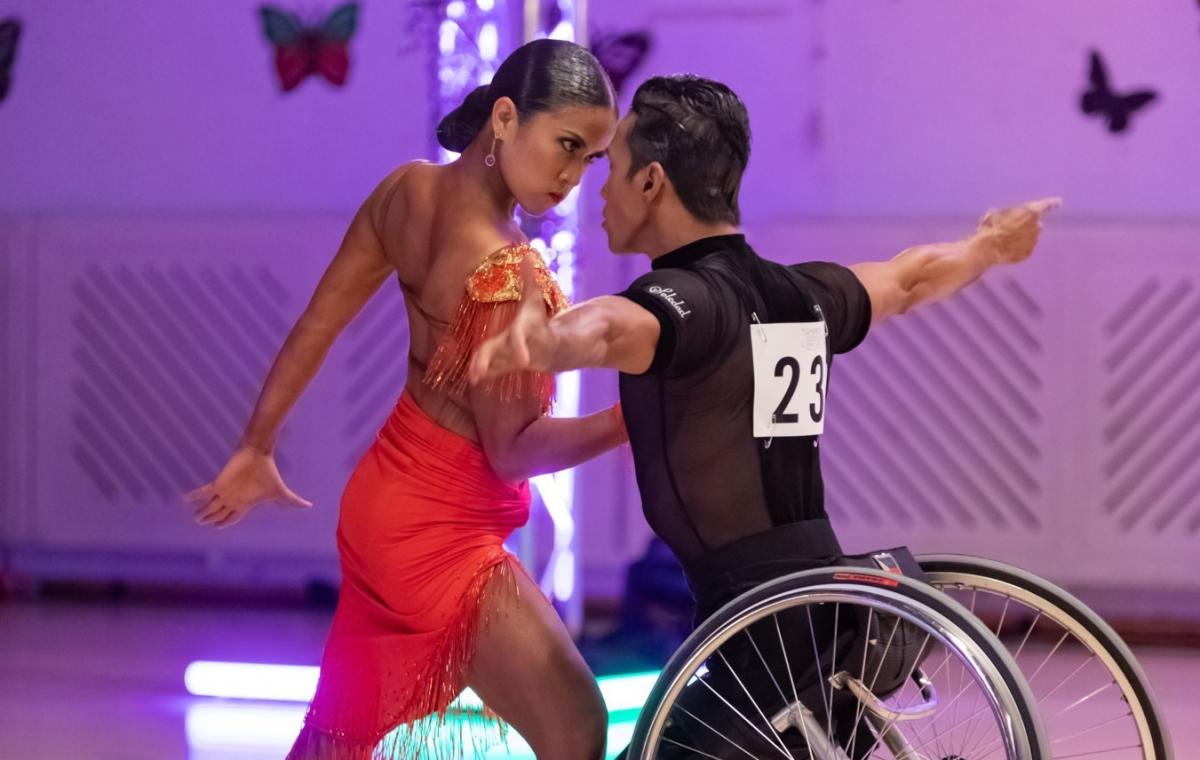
484, 136, 497, 168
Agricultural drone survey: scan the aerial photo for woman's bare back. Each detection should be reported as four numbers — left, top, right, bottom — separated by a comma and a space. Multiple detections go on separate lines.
370, 161, 526, 442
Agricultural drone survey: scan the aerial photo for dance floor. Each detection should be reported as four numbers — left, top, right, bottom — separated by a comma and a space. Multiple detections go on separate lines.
1, 598, 1195, 759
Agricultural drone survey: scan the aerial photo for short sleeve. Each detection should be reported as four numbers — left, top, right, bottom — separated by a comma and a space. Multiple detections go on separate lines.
788, 262, 872, 354
617, 269, 723, 377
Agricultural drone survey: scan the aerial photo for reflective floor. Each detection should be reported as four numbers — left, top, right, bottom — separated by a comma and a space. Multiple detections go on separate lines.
0, 599, 1194, 759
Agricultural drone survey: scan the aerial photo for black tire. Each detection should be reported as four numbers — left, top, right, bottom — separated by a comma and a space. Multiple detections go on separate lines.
627, 566, 1050, 759
920, 554, 1173, 760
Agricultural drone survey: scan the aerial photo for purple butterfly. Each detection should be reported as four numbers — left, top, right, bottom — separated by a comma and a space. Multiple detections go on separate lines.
1080, 50, 1157, 134
591, 30, 652, 96
0, 18, 21, 104
543, 3, 564, 34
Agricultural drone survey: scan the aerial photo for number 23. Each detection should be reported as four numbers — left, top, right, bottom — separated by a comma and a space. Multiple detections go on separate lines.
773, 355, 825, 424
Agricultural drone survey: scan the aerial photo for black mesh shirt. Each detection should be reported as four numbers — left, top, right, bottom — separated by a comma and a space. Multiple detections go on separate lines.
616, 234, 871, 571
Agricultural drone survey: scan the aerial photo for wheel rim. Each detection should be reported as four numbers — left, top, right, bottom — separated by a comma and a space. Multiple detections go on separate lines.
637, 585, 1032, 760
926, 569, 1159, 760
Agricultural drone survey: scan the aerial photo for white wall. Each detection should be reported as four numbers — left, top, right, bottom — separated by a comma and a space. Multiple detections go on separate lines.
0, 1, 432, 211
4, 0, 1198, 601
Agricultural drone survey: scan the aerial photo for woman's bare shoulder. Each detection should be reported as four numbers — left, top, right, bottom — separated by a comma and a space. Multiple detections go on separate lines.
363, 161, 442, 234
373, 160, 439, 203
369, 162, 521, 269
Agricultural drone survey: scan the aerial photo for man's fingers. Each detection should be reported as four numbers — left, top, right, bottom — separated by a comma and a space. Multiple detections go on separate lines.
518, 254, 551, 324
467, 254, 546, 385
469, 341, 491, 384
508, 322, 531, 368
519, 254, 540, 299
980, 197, 1061, 229
521, 278, 544, 319
471, 337, 518, 383
1027, 196, 1062, 215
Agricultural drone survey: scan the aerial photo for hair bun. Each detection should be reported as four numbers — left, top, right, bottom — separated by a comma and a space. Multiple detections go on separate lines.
436, 84, 493, 152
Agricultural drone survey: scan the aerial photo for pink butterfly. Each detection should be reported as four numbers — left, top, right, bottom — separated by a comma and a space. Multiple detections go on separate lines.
259, 3, 359, 92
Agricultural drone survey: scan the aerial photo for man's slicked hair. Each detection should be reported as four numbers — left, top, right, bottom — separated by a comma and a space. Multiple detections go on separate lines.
626, 75, 751, 225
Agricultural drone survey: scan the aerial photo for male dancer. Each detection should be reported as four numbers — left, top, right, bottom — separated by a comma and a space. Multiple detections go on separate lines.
472, 74, 1058, 756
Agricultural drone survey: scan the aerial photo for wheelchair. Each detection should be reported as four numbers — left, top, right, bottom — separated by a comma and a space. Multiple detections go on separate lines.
625, 552, 1173, 760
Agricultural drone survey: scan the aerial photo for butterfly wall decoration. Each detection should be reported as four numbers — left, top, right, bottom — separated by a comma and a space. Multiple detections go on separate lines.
1079, 50, 1158, 134
538, 3, 652, 96
591, 30, 653, 96
0, 17, 22, 105
258, 3, 360, 92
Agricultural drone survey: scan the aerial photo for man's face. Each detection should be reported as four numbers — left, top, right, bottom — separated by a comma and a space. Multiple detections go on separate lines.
599, 113, 650, 254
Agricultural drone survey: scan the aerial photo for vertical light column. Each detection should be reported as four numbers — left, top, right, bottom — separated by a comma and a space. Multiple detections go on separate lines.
521, 0, 585, 632
436, 0, 585, 630
435, 0, 508, 164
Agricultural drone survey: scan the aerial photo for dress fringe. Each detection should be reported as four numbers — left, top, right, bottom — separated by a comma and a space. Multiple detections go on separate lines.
422, 243, 569, 415
287, 558, 523, 760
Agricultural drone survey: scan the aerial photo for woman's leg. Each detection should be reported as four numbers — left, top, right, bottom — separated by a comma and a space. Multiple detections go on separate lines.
466, 563, 608, 760
286, 723, 373, 760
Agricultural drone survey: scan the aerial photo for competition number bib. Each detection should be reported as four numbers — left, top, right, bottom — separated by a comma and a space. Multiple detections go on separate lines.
751, 321, 828, 439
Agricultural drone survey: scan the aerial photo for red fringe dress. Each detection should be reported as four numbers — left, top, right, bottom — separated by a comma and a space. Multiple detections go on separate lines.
287, 244, 570, 759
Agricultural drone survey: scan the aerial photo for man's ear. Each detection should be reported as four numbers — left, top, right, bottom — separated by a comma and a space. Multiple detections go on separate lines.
642, 161, 668, 201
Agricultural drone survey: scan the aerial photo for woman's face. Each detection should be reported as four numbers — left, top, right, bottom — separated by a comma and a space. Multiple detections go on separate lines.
496, 102, 617, 217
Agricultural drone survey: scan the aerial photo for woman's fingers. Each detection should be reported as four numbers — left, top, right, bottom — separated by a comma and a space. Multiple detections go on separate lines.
282, 487, 313, 509
192, 495, 217, 522
213, 507, 245, 529
183, 483, 214, 503
195, 498, 229, 525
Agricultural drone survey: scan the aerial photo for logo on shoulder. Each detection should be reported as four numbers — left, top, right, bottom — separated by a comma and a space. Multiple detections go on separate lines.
646, 285, 692, 318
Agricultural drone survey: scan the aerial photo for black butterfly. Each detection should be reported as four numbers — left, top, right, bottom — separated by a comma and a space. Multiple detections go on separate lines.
591, 30, 652, 96
0, 18, 21, 105
1080, 50, 1157, 134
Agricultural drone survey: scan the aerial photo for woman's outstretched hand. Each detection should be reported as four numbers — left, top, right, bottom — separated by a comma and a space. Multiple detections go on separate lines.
185, 446, 312, 529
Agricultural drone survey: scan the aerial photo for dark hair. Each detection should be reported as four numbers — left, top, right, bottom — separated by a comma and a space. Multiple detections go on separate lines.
436, 39, 615, 153
626, 75, 751, 225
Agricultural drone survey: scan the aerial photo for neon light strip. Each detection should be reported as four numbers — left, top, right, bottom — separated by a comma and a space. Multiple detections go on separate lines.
184, 661, 658, 713
184, 702, 637, 759
185, 702, 307, 751
184, 662, 319, 703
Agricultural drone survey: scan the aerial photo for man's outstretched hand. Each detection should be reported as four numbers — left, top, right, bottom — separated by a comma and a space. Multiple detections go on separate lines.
974, 196, 1062, 265
469, 256, 558, 384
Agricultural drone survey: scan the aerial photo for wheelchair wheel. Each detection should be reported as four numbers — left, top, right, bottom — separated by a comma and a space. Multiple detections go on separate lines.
920, 555, 1173, 760
627, 567, 1049, 760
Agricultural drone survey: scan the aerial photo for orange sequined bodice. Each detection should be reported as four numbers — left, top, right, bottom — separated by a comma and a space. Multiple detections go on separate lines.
422, 243, 569, 412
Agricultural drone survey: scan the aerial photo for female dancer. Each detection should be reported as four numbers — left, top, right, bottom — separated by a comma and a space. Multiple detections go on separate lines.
187, 39, 624, 760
